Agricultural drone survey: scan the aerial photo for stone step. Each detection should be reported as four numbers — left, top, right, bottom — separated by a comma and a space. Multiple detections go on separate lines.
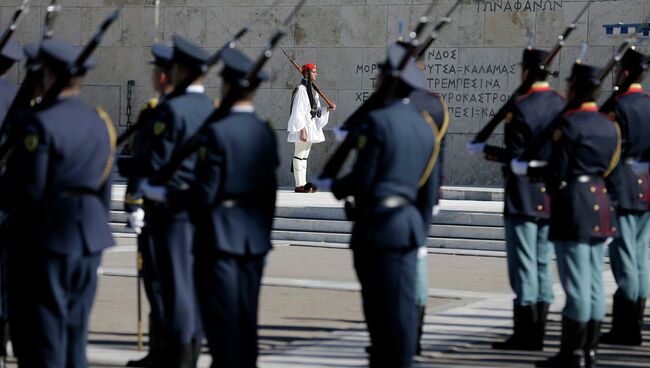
270, 230, 506, 251
272, 217, 504, 240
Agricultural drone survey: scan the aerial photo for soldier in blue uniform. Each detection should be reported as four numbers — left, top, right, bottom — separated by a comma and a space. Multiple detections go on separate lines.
142, 47, 278, 367
0, 37, 22, 366
600, 48, 650, 346
0, 37, 115, 367
317, 44, 439, 368
120, 43, 174, 368
128, 35, 213, 367
470, 49, 565, 351
0, 38, 23, 123
408, 87, 448, 355
516, 63, 621, 368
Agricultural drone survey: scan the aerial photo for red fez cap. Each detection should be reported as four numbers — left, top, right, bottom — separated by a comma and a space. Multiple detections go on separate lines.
301, 63, 317, 73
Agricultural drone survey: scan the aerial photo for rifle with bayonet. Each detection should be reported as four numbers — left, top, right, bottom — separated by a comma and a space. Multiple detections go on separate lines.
415, 0, 462, 60
115, 3, 280, 148
149, 0, 307, 185
473, 1, 590, 145
280, 47, 336, 110
0, 7, 122, 165
0, 0, 29, 53
319, 0, 456, 180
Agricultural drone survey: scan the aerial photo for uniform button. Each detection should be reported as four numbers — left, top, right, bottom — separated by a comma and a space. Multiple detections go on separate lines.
602, 188, 608, 193
610, 207, 615, 212
639, 179, 644, 185
593, 226, 600, 232
593, 204, 600, 211
537, 205, 544, 211
540, 187, 546, 193
590, 186, 596, 193
611, 226, 617, 232
640, 193, 645, 199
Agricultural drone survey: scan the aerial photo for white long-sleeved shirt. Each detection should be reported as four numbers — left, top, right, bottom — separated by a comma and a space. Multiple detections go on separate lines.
287, 84, 329, 143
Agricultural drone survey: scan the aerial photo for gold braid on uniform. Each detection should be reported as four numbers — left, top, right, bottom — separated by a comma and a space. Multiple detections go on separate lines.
604, 121, 622, 178
96, 106, 117, 186
418, 111, 438, 188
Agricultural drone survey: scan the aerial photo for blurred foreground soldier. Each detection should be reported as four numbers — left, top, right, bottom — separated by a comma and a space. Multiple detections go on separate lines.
600, 49, 650, 346
287, 63, 334, 193
121, 43, 174, 368
130, 35, 213, 367
0, 39, 23, 122
0, 38, 22, 366
475, 49, 564, 351
408, 87, 448, 355
517, 63, 621, 368
1, 37, 115, 367
316, 44, 438, 367
142, 47, 278, 367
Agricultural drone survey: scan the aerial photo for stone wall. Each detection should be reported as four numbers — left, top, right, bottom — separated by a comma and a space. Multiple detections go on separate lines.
2, 0, 648, 187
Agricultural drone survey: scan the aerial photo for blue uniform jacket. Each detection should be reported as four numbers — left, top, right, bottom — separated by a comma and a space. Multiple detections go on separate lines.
545, 102, 621, 241
0, 78, 17, 123
169, 110, 278, 256
332, 99, 437, 249
606, 85, 650, 212
502, 84, 564, 218
125, 91, 213, 219
2, 96, 115, 255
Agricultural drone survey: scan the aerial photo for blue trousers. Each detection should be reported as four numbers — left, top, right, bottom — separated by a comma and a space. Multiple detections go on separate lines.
354, 246, 418, 367
138, 226, 164, 321
555, 241, 606, 322
610, 212, 650, 301
504, 215, 554, 306
150, 216, 202, 346
13, 248, 101, 368
195, 248, 265, 368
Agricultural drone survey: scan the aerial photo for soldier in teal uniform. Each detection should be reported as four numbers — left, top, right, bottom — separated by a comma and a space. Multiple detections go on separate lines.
516, 63, 621, 368
470, 48, 565, 351
600, 48, 650, 347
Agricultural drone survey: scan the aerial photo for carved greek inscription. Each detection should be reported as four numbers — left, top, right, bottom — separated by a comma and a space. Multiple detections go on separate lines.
478, 0, 562, 13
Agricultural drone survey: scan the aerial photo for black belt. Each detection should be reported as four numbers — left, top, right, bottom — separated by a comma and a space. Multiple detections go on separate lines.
377, 195, 411, 209
570, 175, 601, 183
57, 188, 99, 197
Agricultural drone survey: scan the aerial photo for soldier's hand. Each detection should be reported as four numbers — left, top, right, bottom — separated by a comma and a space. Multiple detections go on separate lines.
466, 142, 486, 155
140, 180, 167, 203
127, 208, 145, 235
432, 205, 441, 217
510, 159, 529, 176
300, 128, 308, 142
327, 104, 336, 112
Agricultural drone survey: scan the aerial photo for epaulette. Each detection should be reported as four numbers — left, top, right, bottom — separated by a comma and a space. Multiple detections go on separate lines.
147, 98, 159, 109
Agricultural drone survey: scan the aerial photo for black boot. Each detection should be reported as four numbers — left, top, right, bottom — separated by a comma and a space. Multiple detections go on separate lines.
0, 319, 8, 358
637, 298, 646, 345
534, 302, 550, 351
535, 317, 586, 368
190, 338, 202, 367
600, 294, 639, 345
584, 320, 601, 368
493, 303, 540, 350
416, 306, 426, 355
127, 317, 162, 367
177, 344, 195, 368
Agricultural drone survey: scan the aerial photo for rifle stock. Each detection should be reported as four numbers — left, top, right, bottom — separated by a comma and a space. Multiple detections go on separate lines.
473, 2, 590, 143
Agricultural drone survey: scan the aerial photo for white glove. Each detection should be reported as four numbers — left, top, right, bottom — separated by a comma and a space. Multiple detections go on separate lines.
432, 205, 441, 217
333, 127, 349, 142
632, 160, 650, 176
466, 142, 486, 155
510, 159, 529, 176
311, 178, 333, 191
127, 208, 145, 235
140, 180, 167, 203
